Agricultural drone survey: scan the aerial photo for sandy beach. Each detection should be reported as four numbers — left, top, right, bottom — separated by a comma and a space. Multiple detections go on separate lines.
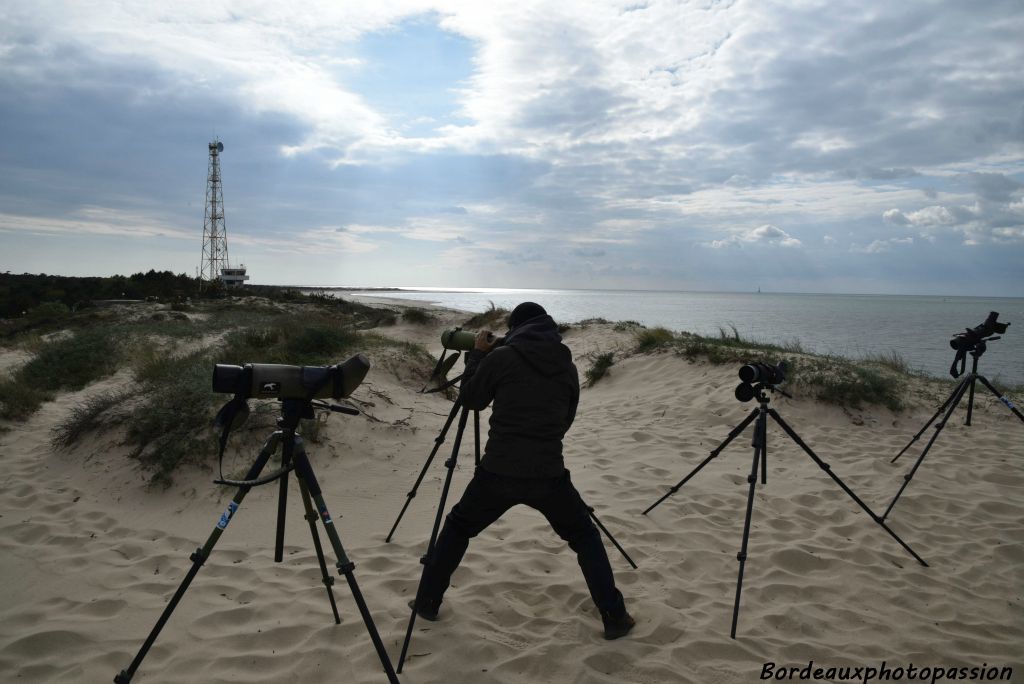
1, 298, 1021, 683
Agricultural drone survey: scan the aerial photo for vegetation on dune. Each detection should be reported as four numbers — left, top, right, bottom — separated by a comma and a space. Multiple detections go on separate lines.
585, 352, 615, 387
401, 307, 436, 325
0, 328, 122, 419
635, 327, 675, 352
9, 295, 431, 487
463, 301, 510, 329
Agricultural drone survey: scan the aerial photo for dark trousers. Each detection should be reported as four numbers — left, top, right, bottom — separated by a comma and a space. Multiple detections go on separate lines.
417, 467, 626, 619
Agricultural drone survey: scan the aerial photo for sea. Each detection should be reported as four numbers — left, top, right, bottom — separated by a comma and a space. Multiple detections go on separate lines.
331, 288, 1024, 387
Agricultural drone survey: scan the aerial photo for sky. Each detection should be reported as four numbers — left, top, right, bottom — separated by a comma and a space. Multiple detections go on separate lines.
0, 0, 1022, 296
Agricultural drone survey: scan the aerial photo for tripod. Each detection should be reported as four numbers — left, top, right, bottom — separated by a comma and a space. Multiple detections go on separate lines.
884, 339, 1024, 520
392, 387, 638, 673
115, 399, 400, 684
643, 384, 927, 638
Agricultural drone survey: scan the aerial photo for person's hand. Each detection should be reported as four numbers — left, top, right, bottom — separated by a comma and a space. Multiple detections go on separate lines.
475, 329, 498, 353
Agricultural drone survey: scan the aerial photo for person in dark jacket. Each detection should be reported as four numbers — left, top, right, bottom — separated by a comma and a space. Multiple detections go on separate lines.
412, 302, 635, 640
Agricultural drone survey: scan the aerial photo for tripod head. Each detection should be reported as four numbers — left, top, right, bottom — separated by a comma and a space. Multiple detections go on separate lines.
949, 312, 1009, 377
211, 354, 370, 488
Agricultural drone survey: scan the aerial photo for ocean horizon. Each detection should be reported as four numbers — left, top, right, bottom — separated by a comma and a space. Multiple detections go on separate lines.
314, 286, 1024, 387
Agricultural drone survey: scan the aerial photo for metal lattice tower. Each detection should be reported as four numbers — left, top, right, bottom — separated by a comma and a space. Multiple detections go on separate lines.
199, 139, 229, 287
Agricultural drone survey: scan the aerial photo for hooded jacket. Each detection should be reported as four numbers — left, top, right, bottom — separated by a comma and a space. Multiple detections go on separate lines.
460, 314, 580, 478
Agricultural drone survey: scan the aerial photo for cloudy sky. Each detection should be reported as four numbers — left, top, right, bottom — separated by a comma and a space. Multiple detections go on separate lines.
1, 1, 1022, 295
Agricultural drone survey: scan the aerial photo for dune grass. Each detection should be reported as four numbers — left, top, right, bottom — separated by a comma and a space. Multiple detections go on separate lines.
464, 301, 510, 329
402, 308, 436, 325
636, 327, 676, 352
0, 328, 122, 419
50, 389, 135, 449
585, 352, 615, 387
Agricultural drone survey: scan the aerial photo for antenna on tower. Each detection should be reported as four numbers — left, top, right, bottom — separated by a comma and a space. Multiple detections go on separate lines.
199, 139, 248, 290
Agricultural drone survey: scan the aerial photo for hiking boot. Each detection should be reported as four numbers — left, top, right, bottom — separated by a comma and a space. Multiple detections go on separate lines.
602, 611, 635, 640
408, 598, 440, 622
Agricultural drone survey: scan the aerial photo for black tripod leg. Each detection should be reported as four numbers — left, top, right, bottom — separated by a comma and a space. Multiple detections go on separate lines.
767, 409, 928, 567
883, 377, 973, 521
587, 507, 638, 569
965, 374, 977, 426
386, 398, 462, 543
643, 408, 759, 516
760, 426, 767, 486
892, 376, 968, 463
474, 410, 481, 467
293, 451, 400, 684
730, 411, 765, 639
115, 435, 280, 684
398, 406, 470, 674
274, 439, 292, 563
976, 375, 1024, 423
295, 457, 341, 624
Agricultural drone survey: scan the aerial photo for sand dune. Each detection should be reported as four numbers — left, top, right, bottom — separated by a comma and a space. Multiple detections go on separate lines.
1, 309, 1021, 683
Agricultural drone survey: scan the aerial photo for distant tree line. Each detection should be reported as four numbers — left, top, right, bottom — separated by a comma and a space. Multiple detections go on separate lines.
0, 271, 200, 318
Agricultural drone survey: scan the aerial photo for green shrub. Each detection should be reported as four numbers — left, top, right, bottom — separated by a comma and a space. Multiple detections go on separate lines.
26, 301, 71, 324
0, 328, 122, 419
0, 380, 50, 420
284, 324, 361, 362
585, 352, 615, 387
635, 327, 675, 352
127, 352, 217, 487
20, 328, 120, 390
795, 360, 904, 411
402, 308, 435, 325
51, 390, 135, 449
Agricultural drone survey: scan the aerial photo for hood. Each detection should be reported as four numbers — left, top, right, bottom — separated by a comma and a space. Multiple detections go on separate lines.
504, 314, 573, 377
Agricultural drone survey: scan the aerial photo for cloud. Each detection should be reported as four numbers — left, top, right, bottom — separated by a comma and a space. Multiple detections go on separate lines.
962, 172, 1024, 203
853, 237, 914, 254
882, 209, 911, 226
234, 225, 379, 255
881, 172, 1024, 245
0, 207, 193, 240
707, 224, 802, 249
840, 167, 920, 181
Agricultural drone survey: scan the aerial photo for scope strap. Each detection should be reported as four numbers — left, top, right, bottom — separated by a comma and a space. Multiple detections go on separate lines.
423, 373, 464, 394
213, 464, 296, 489
213, 397, 249, 484
949, 348, 967, 378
